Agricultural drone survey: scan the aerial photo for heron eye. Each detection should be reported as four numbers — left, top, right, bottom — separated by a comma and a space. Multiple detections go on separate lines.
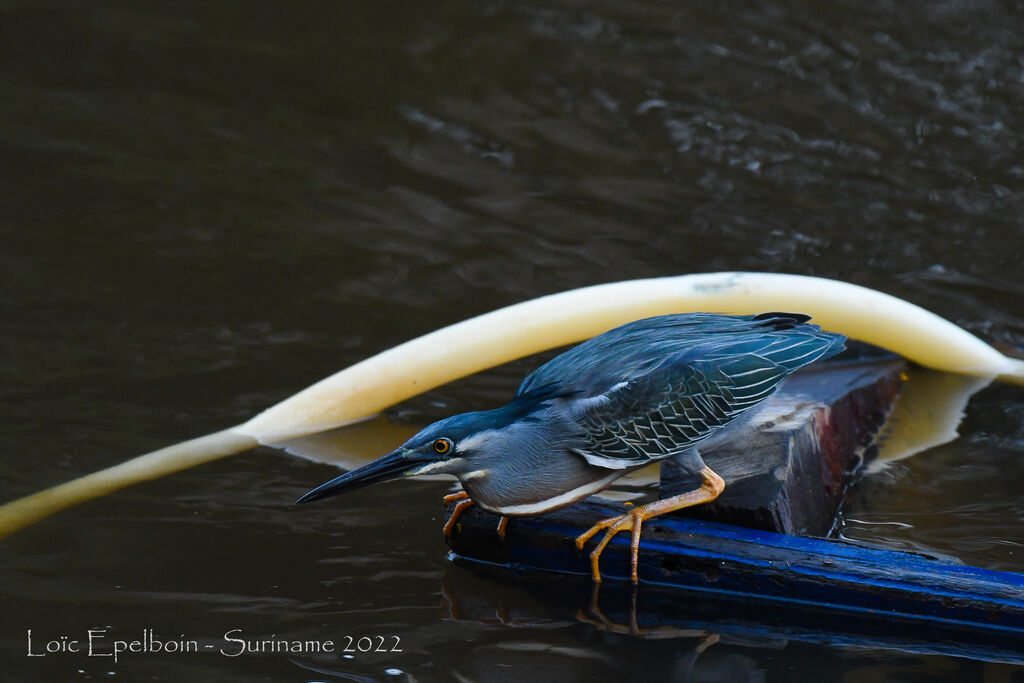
432, 439, 451, 455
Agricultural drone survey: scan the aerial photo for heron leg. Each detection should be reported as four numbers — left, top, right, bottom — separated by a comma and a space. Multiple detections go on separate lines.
443, 491, 474, 538
443, 492, 509, 540
575, 465, 725, 583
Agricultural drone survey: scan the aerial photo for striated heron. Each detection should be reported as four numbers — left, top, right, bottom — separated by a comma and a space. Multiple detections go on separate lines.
297, 312, 846, 583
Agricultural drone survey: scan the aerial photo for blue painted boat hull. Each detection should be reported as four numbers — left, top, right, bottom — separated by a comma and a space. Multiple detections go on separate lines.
446, 502, 1024, 663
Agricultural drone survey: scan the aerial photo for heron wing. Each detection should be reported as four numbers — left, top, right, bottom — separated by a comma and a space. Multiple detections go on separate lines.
518, 312, 818, 397
566, 332, 841, 469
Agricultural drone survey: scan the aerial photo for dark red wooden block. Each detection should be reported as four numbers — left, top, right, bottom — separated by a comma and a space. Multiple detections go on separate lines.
659, 357, 906, 535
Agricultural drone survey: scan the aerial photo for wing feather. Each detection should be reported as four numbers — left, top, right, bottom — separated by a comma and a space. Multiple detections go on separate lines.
519, 312, 842, 397
565, 325, 843, 469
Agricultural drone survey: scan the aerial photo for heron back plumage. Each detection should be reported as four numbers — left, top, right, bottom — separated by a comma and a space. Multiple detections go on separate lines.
520, 312, 846, 470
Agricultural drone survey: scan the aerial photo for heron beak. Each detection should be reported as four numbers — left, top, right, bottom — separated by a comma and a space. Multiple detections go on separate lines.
295, 448, 429, 504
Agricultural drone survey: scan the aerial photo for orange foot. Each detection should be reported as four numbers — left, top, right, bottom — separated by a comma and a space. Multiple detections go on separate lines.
442, 491, 509, 540
575, 467, 725, 583
442, 491, 474, 538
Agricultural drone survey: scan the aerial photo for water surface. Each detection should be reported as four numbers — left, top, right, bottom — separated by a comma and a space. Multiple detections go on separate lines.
3, 0, 1023, 679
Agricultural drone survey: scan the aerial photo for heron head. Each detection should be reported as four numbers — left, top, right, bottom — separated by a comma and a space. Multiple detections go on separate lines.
294, 411, 508, 504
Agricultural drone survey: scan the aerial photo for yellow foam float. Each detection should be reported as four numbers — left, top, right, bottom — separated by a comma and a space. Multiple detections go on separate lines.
2, 272, 1020, 538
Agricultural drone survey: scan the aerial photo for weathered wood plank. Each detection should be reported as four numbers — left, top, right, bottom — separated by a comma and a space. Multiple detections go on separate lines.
446, 503, 1024, 644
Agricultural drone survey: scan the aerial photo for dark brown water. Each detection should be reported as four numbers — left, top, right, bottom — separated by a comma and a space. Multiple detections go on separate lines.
3, 0, 1024, 680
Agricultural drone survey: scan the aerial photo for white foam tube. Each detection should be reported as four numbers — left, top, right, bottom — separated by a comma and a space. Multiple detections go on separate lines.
2, 272, 1020, 537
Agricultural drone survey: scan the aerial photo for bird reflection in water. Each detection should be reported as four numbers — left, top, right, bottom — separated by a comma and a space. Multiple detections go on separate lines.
438, 565, 764, 683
